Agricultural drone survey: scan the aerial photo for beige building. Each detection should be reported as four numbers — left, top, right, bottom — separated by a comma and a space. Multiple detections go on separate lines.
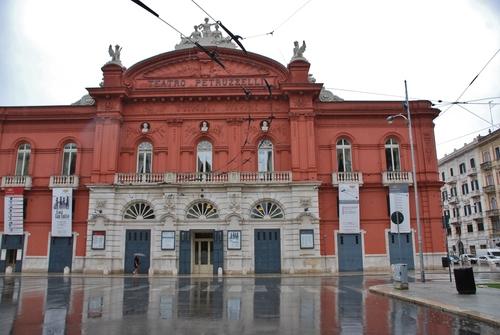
439, 128, 500, 255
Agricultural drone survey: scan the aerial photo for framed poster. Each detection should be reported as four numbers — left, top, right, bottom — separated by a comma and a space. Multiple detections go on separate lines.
227, 230, 241, 250
300, 229, 314, 249
161, 231, 175, 250
91, 231, 106, 250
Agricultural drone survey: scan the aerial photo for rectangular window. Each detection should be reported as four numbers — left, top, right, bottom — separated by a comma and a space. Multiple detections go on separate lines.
477, 222, 484, 231
442, 191, 448, 201
461, 183, 469, 195
471, 179, 479, 191
470, 158, 475, 168
464, 205, 472, 216
441, 172, 445, 181
467, 224, 473, 233
450, 187, 457, 196
449, 168, 454, 176
459, 163, 466, 174
475, 202, 482, 213
495, 147, 500, 160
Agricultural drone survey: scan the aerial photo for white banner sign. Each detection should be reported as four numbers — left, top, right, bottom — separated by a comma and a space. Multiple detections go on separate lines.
51, 188, 73, 237
4, 187, 24, 235
389, 184, 411, 233
339, 184, 360, 234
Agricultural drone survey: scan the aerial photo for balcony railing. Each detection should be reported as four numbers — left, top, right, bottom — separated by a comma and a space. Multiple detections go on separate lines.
382, 171, 413, 186
115, 171, 291, 185
486, 209, 500, 218
332, 172, 363, 186
483, 185, 496, 194
480, 161, 492, 170
49, 175, 79, 189
1, 175, 32, 189
467, 168, 477, 176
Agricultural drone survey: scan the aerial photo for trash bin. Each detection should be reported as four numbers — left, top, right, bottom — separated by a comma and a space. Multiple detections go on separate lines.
453, 267, 476, 294
393, 263, 408, 290
442, 257, 449, 268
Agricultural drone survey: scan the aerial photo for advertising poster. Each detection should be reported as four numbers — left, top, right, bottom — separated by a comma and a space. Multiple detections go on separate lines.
339, 184, 360, 233
389, 184, 411, 233
51, 188, 73, 237
4, 187, 24, 235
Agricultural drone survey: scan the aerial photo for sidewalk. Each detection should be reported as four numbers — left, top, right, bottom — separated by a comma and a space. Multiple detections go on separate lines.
370, 279, 500, 327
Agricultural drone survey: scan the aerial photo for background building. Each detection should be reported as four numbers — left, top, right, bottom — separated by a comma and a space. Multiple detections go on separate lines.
439, 128, 500, 256
1, 22, 445, 275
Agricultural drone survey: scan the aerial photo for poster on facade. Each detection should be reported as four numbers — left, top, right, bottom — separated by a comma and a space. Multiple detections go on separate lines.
92, 231, 106, 250
227, 230, 241, 250
51, 188, 73, 237
339, 184, 360, 233
4, 187, 24, 235
389, 184, 411, 233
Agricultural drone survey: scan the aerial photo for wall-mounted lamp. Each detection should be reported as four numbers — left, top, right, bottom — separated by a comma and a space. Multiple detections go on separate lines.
304, 207, 311, 216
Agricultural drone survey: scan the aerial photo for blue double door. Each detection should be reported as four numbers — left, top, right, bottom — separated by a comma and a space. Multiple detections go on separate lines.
337, 234, 363, 272
124, 230, 151, 274
254, 229, 281, 274
388, 232, 415, 269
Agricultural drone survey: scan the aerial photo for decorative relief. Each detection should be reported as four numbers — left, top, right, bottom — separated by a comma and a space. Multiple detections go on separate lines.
96, 200, 107, 209
211, 125, 224, 139
227, 118, 244, 126
294, 98, 307, 108
299, 198, 311, 208
177, 103, 215, 114
164, 194, 176, 213
423, 128, 433, 164
228, 194, 241, 213
166, 119, 183, 126
126, 124, 167, 142
144, 104, 167, 114
101, 101, 118, 111
185, 125, 199, 138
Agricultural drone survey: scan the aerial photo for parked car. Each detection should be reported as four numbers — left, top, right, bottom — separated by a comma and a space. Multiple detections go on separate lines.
477, 255, 500, 266
449, 255, 460, 265
460, 254, 478, 264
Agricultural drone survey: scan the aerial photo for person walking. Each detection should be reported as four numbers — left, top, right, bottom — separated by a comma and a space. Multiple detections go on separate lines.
133, 255, 140, 275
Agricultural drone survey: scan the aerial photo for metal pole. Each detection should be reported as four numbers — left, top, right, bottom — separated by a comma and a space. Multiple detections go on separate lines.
397, 213, 402, 264
405, 80, 425, 283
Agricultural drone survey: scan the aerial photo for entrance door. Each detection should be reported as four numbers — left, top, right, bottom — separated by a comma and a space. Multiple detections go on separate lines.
193, 232, 213, 275
124, 230, 150, 274
337, 234, 363, 272
254, 229, 281, 274
1, 235, 24, 273
48, 236, 73, 273
388, 232, 415, 270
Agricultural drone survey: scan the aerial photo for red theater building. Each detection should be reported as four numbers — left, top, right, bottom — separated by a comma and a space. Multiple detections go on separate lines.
0, 22, 444, 275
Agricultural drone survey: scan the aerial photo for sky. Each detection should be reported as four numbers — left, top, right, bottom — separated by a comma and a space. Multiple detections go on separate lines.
0, 0, 499, 159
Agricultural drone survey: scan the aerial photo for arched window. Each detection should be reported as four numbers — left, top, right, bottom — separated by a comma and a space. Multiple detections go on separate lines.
16, 143, 31, 176
385, 138, 400, 171
258, 140, 273, 172
62, 143, 77, 175
124, 202, 155, 219
251, 201, 284, 219
137, 142, 152, 173
336, 139, 352, 172
187, 202, 219, 219
197, 141, 212, 173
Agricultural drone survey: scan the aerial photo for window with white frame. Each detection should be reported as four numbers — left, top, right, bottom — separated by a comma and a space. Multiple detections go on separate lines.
197, 141, 212, 173
385, 138, 400, 171
137, 142, 152, 173
470, 158, 475, 168
487, 174, 494, 186
471, 179, 479, 191
258, 140, 274, 172
492, 198, 498, 210
495, 147, 500, 160
474, 202, 482, 213
62, 142, 77, 175
15, 143, 31, 175
336, 139, 352, 172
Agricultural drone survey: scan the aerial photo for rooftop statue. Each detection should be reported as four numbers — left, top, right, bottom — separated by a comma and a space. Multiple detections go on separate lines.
108, 44, 122, 64
175, 19, 236, 50
291, 40, 307, 62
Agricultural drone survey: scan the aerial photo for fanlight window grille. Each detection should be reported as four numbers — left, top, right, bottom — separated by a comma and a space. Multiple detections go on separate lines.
124, 203, 155, 220
187, 202, 219, 219
251, 201, 284, 219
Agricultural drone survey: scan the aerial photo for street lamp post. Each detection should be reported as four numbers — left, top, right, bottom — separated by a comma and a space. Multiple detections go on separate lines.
387, 80, 425, 283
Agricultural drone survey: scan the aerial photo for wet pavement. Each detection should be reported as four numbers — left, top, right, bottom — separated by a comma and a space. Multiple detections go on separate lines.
0, 269, 499, 334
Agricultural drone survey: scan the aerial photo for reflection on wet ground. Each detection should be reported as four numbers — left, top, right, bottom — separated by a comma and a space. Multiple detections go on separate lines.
0, 274, 498, 334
